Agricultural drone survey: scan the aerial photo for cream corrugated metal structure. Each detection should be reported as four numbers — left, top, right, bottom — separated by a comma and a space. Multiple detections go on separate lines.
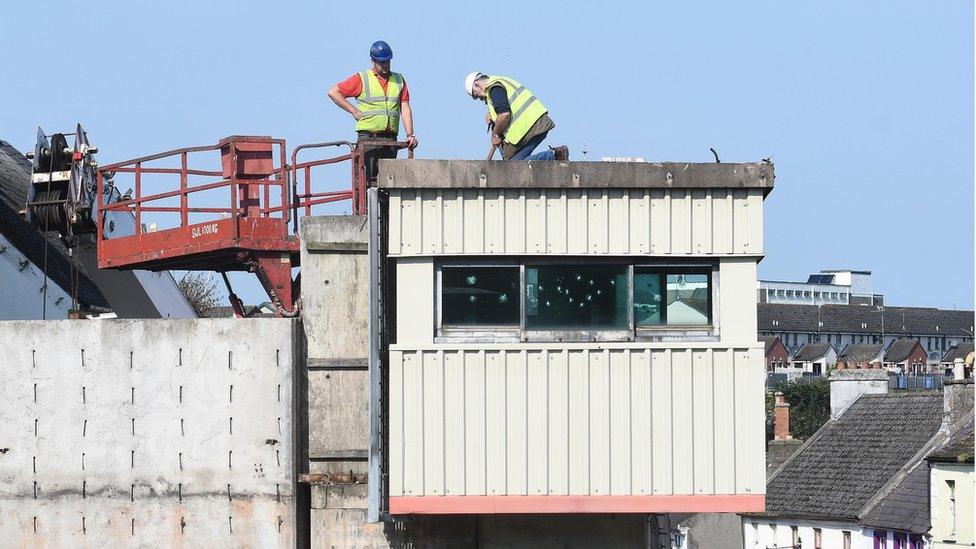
379, 160, 773, 514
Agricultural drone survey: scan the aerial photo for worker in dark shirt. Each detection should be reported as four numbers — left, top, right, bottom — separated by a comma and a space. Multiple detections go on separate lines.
328, 41, 417, 182
464, 72, 568, 161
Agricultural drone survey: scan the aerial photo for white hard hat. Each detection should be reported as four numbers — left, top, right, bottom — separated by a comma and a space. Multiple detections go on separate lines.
464, 72, 483, 98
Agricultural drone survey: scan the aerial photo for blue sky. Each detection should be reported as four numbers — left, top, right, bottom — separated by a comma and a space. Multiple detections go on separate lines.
2, 1, 972, 309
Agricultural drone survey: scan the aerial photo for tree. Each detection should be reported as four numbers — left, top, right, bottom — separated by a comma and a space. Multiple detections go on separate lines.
765, 378, 831, 441
177, 272, 220, 317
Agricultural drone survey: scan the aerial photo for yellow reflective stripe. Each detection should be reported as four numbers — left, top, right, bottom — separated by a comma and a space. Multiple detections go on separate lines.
510, 95, 537, 122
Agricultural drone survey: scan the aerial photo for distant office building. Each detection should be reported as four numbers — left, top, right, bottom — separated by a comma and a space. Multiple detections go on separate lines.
758, 269, 883, 307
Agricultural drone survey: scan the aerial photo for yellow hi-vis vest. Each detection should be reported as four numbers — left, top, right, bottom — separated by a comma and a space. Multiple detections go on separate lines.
355, 70, 404, 133
485, 75, 547, 146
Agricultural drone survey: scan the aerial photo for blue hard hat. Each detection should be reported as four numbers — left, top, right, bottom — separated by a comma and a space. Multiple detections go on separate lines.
370, 41, 393, 62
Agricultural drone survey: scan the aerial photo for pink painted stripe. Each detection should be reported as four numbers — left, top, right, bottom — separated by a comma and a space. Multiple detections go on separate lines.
389, 494, 765, 514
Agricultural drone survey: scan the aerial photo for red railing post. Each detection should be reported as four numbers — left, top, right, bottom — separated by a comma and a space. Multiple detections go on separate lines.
180, 152, 188, 227
96, 171, 104, 243
135, 162, 142, 235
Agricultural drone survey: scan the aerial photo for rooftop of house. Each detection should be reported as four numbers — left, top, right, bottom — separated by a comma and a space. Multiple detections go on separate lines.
760, 335, 781, 354
791, 342, 834, 362
0, 139, 108, 310
755, 392, 944, 532
837, 344, 884, 363
377, 159, 774, 192
927, 417, 974, 464
941, 342, 974, 364
758, 303, 974, 337
885, 337, 923, 363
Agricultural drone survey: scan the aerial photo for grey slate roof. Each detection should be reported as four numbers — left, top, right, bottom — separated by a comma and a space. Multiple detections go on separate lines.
792, 343, 833, 362
760, 392, 943, 528
838, 344, 884, 363
758, 303, 974, 337
885, 338, 922, 363
0, 139, 108, 310
862, 461, 931, 533
927, 417, 974, 464
941, 342, 974, 364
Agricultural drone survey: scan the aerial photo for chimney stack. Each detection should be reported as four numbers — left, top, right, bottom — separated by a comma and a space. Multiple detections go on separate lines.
829, 368, 888, 418
773, 392, 792, 441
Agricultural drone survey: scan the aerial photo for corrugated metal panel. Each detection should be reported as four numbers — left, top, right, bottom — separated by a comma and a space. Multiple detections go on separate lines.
389, 345, 765, 498
388, 188, 765, 256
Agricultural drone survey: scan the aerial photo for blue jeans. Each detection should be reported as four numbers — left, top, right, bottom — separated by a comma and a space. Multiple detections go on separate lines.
509, 131, 554, 161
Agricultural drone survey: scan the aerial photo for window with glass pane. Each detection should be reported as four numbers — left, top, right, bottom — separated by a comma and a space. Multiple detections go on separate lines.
524, 265, 629, 329
441, 266, 519, 326
634, 268, 711, 327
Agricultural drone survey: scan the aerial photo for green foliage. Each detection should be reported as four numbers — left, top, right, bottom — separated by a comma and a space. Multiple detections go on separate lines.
765, 378, 831, 441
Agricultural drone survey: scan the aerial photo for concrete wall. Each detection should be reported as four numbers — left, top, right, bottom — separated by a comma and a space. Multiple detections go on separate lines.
387, 187, 765, 257
0, 318, 298, 547
931, 463, 974, 548
300, 216, 371, 478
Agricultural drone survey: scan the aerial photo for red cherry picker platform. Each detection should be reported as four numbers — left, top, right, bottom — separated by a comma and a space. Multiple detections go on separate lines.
93, 135, 411, 316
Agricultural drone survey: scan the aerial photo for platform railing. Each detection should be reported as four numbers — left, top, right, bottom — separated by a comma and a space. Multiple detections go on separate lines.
96, 139, 290, 244
290, 139, 413, 225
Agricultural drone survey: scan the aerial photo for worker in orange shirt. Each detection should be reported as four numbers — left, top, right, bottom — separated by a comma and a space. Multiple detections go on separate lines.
327, 40, 418, 182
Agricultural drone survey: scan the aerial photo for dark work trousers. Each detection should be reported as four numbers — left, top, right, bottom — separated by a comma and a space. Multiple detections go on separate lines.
357, 131, 399, 184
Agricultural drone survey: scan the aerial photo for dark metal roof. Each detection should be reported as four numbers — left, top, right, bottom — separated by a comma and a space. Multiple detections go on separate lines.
927, 417, 974, 464
0, 139, 108, 310
761, 392, 943, 527
758, 303, 974, 337
792, 343, 834, 362
885, 338, 923, 364
942, 342, 974, 364
838, 344, 884, 363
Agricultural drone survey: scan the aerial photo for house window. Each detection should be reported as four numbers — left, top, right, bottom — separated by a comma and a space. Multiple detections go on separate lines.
873, 530, 888, 548
525, 264, 629, 330
634, 268, 711, 327
948, 479, 956, 537
814, 528, 822, 549
791, 526, 799, 547
440, 265, 519, 326
843, 531, 851, 549
893, 532, 905, 549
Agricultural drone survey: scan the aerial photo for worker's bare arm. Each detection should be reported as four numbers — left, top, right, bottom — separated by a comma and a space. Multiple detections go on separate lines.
401, 101, 418, 149
327, 86, 363, 120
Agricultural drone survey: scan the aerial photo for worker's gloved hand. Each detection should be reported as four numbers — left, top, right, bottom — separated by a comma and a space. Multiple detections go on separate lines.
485, 112, 492, 124
407, 135, 419, 150
491, 133, 503, 148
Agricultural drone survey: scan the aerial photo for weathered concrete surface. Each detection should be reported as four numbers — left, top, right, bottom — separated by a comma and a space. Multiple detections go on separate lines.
943, 378, 974, 430
301, 215, 370, 479
671, 513, 744, 549
0, 319, 298, 547
379, 159, 774, 193
829, 368, 888, 418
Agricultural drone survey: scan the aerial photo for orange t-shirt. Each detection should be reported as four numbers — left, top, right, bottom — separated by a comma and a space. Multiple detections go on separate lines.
335, 70, 410, 101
